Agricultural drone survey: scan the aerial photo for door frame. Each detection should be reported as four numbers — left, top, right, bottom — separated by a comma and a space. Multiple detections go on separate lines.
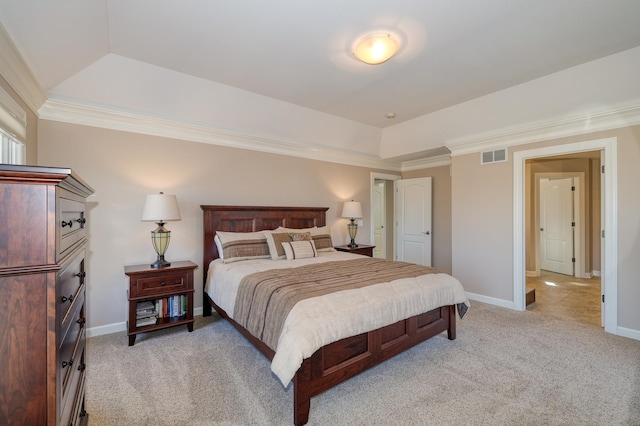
513, 137, 617, 334
534, 172, 586, 278
370, 172, 401, 259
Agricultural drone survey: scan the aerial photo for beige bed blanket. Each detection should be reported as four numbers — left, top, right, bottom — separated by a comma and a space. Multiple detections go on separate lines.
229, 257, 469, 386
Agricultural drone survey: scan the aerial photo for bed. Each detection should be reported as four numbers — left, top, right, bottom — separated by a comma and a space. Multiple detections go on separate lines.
201, 205, 468, 425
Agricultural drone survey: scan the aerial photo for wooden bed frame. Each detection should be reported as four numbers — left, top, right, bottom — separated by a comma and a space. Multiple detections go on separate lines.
201, 205, 456, 425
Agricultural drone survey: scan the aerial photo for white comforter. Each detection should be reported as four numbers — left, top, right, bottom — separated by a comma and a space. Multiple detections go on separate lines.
205, 252, 469, 387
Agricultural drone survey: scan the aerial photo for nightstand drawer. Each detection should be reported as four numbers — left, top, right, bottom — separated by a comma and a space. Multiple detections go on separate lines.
131, 271, 190, 298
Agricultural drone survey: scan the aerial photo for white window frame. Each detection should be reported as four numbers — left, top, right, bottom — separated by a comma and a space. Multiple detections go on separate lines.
0, 86, 26, 165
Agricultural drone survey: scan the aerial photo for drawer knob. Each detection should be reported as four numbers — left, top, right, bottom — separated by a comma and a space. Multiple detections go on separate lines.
76, 317, 86, 325
61, 294, 74, 303
61, 220, 74, 228
62, 359, 74, 368
75, 271, 86, 278
161, 281, 166, 286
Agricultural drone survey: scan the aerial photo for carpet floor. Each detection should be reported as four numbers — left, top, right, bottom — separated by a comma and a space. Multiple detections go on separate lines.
86, 302, 640, 425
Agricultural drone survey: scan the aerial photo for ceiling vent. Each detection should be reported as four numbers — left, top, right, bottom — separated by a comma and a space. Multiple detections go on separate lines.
481, 148, 508, 165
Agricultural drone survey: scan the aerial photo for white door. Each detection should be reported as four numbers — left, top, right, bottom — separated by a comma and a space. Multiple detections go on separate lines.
540, 177, 574, 275
372, 182, 386, 259
395, 177, 432, 266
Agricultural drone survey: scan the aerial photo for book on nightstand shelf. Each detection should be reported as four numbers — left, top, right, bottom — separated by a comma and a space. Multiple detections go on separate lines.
136, 301, 158, 327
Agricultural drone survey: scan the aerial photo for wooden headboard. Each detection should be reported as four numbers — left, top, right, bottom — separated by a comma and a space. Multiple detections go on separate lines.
200, 205, 328, 284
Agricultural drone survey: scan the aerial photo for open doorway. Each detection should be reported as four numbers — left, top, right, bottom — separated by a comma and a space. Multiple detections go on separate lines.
514, 138, 618, 335
524, 152, 601, 326
370, 173, 400, 260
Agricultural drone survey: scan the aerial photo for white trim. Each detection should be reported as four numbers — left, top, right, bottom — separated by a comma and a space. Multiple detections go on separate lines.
448, 104, 640, 157
86, 321, 126, 338
526, 270, 537, 277
617, 326, 640, 342
513, 138, 618, 335
592, 270, 601, 277
400, 154, 451, 171
39, 98, 403, 171
466, 292, 516, 310
0, 24, 46, 113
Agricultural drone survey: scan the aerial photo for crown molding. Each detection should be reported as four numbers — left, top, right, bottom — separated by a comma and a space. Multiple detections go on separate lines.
0, 24, 46, 114
446, 103, 640, 156
39, 98, 402, 171
400, 154, 451, 171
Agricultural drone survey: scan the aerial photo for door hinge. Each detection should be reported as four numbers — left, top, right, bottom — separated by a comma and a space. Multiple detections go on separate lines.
602, 230, 605, 238
571, 222, 575, 227
571, 186, 575, 191
602, 294, 605, 303
601, 165, 605, 174
572, 257, 576, 263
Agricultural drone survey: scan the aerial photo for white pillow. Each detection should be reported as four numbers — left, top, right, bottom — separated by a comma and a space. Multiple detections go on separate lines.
281, 240, 317, 260
214, 234, 224, 260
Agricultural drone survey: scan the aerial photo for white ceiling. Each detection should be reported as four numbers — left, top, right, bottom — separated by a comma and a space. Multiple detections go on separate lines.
2, 0, 640, 131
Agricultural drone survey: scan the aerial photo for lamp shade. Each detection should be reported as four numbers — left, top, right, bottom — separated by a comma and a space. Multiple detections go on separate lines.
341, 201, 363, 219
141, 193, 181, 222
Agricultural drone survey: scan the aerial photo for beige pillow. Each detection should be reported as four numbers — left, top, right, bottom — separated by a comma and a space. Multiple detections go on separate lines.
277, 226, 334, 252
266, 231, 312, 259
281, 240, 317, 260
215, 231, 270, 263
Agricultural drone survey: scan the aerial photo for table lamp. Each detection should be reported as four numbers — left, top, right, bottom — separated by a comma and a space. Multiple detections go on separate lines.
141, 192, 181, 268
341, 200, 363, 248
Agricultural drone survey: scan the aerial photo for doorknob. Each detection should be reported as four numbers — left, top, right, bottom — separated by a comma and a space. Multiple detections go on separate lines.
423, 231, 430, 235
540, 228, 544, 231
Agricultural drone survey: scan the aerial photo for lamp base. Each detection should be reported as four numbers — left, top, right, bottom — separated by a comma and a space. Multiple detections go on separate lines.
348, 239, 359, 248
150, 255, 171, 269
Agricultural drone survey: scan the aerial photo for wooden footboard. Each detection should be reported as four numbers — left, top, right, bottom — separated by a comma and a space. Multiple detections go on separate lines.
206, 292, 455, 425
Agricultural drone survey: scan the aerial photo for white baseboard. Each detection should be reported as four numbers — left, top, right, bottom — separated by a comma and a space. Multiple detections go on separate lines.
526, 270, 537, 277
465, 292, 517, 310
616, 326, 640, 341
592, 270, 601, 277
86, 306, 205, 338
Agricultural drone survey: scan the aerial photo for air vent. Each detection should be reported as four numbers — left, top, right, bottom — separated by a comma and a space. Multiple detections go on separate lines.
481, 148, 508, 164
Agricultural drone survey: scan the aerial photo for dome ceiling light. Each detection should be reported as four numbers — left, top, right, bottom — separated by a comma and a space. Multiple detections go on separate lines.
353, 33, 399, 65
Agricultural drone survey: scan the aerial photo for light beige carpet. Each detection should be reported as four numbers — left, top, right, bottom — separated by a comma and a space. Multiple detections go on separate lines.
86, 302, 640, 425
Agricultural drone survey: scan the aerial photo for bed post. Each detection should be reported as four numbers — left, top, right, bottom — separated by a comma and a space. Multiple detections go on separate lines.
293, 359, 312, 426
447, 305, 456, 340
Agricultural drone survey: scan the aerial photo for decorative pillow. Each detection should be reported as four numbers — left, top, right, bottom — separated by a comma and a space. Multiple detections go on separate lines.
215, 231, 270, 263
277, 226, 334, 252
289, 232, 312, 241
281, 240, 317, 260
265, 232, 293, 260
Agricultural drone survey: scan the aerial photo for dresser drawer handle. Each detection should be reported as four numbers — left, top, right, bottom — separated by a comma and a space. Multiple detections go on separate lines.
76, 217, 86, 225
161, 281, 166, 286
61, 294, 74, 303
76, 317, 86, 325
78, 363, 86, 372
61, 220, 74, 228
75, 271, 86, 279
62, 359, 73, 368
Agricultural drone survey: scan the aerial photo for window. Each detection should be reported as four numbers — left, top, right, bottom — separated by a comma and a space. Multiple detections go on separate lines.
0, 86, 26, 165
0, 129, 24, 164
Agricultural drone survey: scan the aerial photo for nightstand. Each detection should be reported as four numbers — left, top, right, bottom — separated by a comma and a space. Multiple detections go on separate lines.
334, 244, 376, 257
124, 260, 197, 346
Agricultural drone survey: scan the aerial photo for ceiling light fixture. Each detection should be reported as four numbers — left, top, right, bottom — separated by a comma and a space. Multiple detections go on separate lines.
353, 33, 399, 65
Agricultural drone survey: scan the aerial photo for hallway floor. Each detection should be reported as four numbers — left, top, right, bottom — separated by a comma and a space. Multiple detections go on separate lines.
526, 270, 602, 327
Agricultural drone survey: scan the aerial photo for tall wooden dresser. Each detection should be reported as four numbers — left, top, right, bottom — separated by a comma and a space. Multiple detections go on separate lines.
0, 165, 94, 425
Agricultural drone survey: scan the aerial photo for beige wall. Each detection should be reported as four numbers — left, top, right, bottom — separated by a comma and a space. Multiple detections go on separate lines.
452, 126, 640, 332
403, 165, 452, 274
0, 75, 38, 164
38, 120, 386, 331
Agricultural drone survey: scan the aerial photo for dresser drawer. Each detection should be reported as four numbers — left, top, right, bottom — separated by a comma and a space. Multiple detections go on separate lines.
60, 346, 86, 426
57, 190, 87, 258
130, 270, 190, 298
58, 249, 85, 325
59, 298, 85, 398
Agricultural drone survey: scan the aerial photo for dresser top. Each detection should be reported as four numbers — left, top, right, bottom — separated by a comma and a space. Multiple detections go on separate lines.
0, 164, 94, 196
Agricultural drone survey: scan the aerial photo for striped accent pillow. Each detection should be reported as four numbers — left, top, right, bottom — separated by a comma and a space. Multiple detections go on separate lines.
281, 240, 317, 260
216, 231, 270, 263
